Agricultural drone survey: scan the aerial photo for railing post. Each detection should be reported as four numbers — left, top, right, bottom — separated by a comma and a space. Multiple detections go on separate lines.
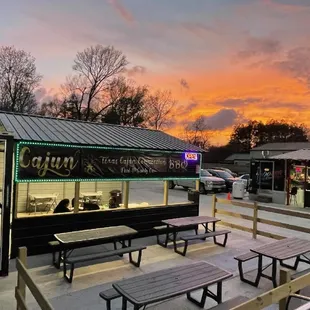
163, 181, 169, 206
123, 181, 130, 209
252, 201, 258, 239
74, 182, 80, 213
279, 268, 291, 310
212, 194, 217, 217
17, 247, 27, 310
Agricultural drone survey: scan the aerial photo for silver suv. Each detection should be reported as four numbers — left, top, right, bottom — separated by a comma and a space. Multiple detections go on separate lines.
169, 169, 226, 194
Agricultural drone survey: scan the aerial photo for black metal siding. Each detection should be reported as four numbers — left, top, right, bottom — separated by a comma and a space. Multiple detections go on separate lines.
11, 204, 199, 257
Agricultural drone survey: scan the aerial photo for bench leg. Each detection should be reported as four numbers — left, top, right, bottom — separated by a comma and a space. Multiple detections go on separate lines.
187, 289, 208, 308
213, 233, 228, 247
64, 262, 74, 283
173, 231, 188, 256
187, 282, 222, 308
157, 231, 170, 248
174, 240, 188, 256
238, 258, 261, 287
115, 240, 124, 257
52, 250, 56, 266
106, 300, 111, 310
129, 250, 143, 267
280, 256, 300, 271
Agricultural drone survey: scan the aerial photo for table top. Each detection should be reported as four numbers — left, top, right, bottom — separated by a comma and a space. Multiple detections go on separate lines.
251, 237, 310, 260
113, 261, 231, 306
81, 192, 102, 197
54, 226, 137, 244
30, 194, 57, 199
162, 216, 220, 227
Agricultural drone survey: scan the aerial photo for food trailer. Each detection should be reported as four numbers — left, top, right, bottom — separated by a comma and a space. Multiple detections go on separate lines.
0, 112, 202, 276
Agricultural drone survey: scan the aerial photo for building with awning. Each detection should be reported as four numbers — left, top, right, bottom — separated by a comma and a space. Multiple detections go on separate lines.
249, 143, 310, 209
0, 111, 203, 276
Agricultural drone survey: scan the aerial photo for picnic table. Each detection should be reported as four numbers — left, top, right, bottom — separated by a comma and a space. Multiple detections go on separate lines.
80, 191, 102, 204
54, 226, 143, 282
159, 216, 230, 256
251, 237, 310, 287
112, 261, 232, 309
28, 193, 58, 213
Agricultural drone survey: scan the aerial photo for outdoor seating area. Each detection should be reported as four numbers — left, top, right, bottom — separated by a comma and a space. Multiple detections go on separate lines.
11, 221, 310, 310
14, 214, 305, 309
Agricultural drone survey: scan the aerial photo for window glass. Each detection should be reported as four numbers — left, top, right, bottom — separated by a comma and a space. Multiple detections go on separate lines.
217, 171, 233, 179
259, 162, 273, 190
273, 160, 285, 191
201, 170, 212, 177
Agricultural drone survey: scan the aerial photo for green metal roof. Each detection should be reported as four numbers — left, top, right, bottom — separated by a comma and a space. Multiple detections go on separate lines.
0, 111, 203, 152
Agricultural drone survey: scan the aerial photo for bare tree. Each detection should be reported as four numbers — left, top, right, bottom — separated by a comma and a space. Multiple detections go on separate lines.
102, 76, 149, 126
146, 90, 176, 130
183, 115, 211, 150
0, 46, 42, 113
63, 45, 128, 121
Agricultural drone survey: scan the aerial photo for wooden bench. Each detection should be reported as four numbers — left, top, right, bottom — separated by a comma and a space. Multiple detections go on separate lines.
234, 252, 259, 286
209, 296, 249, 309
48, 240, 61, 269
99, 288, 121, 310
292, 268, 310, 280
154, 225, 198, 247
64, 245, 146, 283
291, 268, 310, 295
286, 294, 310, 310
178, 230, 231, 256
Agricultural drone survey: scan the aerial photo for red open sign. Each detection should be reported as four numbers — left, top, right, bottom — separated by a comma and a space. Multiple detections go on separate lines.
185, 153, 198, 161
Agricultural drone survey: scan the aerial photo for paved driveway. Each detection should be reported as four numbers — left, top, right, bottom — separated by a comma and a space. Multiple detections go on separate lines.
130, 181, 310, 240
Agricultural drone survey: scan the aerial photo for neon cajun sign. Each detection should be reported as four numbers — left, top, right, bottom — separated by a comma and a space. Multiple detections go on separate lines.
184, 153, 198, 161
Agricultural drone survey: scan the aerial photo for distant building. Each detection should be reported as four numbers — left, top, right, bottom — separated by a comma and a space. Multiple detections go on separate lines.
224, 153, 250, 167
249, 142, 310, 207
250, 142, 310, 159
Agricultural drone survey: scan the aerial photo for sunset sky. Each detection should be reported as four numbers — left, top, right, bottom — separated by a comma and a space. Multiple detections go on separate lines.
1, 0, 310, 145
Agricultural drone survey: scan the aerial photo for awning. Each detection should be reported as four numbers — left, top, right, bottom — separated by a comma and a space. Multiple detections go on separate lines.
271, 149, 310, 160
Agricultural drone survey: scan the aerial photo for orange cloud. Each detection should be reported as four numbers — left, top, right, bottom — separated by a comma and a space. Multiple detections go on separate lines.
133, 66, 310, 145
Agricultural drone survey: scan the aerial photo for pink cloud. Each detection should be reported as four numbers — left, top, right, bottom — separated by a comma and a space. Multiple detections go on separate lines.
263, 0, 310, 12
108, 0, 134, 24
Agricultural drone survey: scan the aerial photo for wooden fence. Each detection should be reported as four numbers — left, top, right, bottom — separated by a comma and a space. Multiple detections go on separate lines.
232, 268, 310, 310
15, 247, 54, 310
212, 195, 310, 240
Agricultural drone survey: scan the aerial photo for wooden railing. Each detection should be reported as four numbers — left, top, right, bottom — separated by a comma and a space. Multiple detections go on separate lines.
232, 268, 310, 310
15, 247, 54, 310
212, 195, 310, 240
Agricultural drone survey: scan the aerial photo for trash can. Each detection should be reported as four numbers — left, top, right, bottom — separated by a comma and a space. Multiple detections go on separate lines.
232, 181, 245, 199
188, 189, 200, 203
109, 190, 122, 208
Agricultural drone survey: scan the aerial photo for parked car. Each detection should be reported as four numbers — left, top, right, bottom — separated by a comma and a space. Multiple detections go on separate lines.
237, 174, 250, 189
168, 169, 226, 194
207, 169, 239, 192
210, 167, 238, 178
